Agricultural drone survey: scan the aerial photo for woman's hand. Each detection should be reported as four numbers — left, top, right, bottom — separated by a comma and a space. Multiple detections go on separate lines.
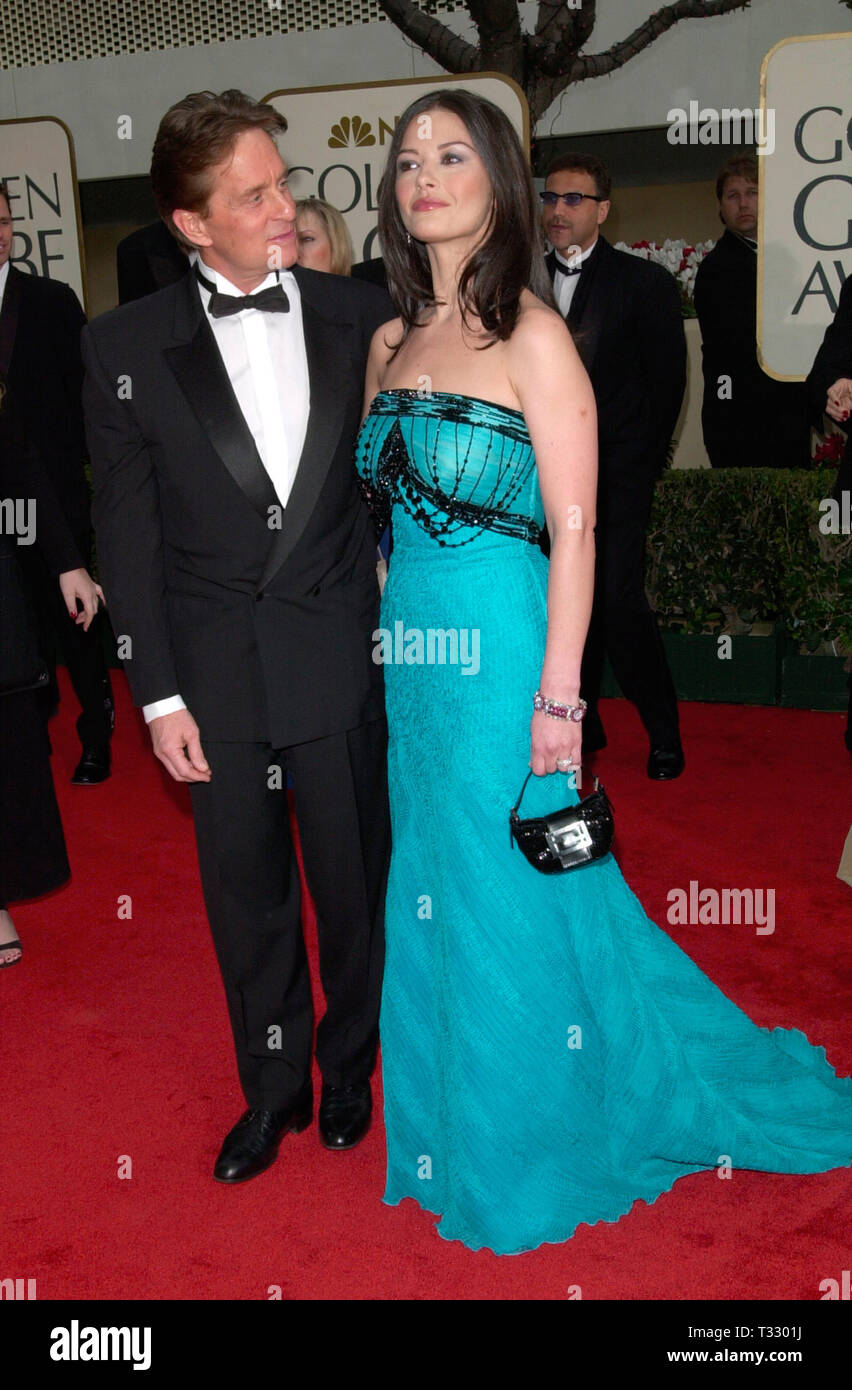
530, 707, 583, 778
826, 377, 852, 423
58, 568, 105, 632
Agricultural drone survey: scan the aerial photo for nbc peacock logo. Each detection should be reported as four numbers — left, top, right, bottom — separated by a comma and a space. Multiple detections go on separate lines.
328, 116, 376, 149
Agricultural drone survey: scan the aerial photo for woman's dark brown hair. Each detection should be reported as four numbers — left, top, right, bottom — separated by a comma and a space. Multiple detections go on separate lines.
150, 89, 288, 249
377, 88, 555, 350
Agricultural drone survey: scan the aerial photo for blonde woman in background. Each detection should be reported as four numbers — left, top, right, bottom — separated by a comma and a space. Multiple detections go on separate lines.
295, 197, 353, 276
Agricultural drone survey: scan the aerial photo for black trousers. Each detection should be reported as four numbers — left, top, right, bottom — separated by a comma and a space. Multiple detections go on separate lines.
20, 542, 114, 748
703, 413, 811, 470
581, 459, 679, 748
0, 687, 70, 907
189, 719, 390, 1109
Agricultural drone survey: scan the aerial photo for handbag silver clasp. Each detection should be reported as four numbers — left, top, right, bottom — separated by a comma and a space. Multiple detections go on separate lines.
545, 816, 593, 867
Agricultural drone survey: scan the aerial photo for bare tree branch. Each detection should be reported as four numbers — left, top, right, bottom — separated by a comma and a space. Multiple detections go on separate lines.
534, 0, 596, 48
573, 0, 752, 84
468, 0, 524, 84
377, 0, 754, 123
376, 0, 479, 73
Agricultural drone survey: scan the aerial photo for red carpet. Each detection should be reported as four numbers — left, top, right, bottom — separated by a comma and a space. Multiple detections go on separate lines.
3, 672, 851, 1300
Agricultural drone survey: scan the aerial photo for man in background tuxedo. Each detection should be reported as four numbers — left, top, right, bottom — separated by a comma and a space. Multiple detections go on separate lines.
694, 155, 810, 469
543, 154, 686, 779
116, 218, 188, 304
0, 181, 114, 784
83, 90, 393, 1182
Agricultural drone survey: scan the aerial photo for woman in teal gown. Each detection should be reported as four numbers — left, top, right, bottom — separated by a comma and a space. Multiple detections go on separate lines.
355, 89, 852, 1256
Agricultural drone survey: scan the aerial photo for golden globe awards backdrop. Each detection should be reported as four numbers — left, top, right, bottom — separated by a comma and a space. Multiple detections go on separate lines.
758, 31, 852, 380
263, 74, 529, 264
0, 116, 86, 309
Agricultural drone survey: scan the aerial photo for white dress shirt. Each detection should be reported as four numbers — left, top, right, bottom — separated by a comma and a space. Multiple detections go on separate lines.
0, 259, 10, 305
552, 236, 598, 319
142, 255, 310, 724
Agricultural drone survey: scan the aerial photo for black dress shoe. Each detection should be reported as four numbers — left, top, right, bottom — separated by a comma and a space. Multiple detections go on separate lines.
214, 1088, 312, 1184
71, 745, 111, 785
647, 741, 685, 780
319, 1082, 371, 1151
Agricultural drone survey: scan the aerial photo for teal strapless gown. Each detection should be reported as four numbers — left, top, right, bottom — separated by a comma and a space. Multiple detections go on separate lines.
355, 389, 852, 1255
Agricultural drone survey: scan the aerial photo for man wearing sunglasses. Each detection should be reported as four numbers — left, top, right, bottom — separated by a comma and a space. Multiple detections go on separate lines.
542, 154, 686, 780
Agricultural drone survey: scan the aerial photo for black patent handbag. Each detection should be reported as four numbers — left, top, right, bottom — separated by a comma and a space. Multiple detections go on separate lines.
509, 769, 614, 874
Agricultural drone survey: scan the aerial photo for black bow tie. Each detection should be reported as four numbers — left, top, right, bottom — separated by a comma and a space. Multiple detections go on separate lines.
195, 264, 290, 317
553, 258, 583, 276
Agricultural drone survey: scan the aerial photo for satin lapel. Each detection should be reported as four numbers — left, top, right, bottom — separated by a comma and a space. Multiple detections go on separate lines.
257, 276, 353, 589
162, 275, 278, 523
0, 264, 24, 377
568, 238, 608, 373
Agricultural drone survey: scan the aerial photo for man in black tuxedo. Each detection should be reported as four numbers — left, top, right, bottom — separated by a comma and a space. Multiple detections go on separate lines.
82, 90, 393, 1182
0, 182, 114, 784
116, 218, 189, 304
543, 154, 686, 779
694, 155, 810, 469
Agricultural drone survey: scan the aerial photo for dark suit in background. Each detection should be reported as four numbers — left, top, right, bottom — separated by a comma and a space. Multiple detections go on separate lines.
806, 274, 851, 751
82, 266, 393, 1109
351, 256, 388, 292
694, 228, 810, 469
0, 263, 113, 759
116, 219, 188, 304
0, 391, 79, 906
806, 274, 852, 498
548, 237, 686, 754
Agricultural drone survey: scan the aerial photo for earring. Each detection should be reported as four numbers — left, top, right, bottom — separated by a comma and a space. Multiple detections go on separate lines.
406, 231, 411, 246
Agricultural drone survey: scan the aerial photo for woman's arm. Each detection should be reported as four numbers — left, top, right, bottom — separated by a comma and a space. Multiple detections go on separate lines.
508, 303, 598, 776
362, 316, 402, 421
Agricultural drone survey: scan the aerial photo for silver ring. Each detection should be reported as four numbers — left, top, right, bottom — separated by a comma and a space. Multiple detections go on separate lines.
556, 757, 573, 770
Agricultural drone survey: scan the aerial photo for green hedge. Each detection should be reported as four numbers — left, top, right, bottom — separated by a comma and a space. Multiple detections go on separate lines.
647, 468, 852, 655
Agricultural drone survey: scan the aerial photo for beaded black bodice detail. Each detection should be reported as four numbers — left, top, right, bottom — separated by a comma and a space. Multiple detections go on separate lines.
355, 389, 545, 549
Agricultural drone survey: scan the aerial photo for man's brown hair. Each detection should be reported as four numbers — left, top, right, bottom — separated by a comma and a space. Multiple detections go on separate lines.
150, 89, 288, 249
545, 152, 612, 202
715, 155, 758, 202
0, 180, 10, 214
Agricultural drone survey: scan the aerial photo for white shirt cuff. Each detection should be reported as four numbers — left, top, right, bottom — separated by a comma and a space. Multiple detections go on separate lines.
142, 695, 187, 723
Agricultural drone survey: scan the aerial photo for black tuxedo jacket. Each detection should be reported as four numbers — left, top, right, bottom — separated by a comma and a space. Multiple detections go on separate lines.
693, 228, 808, 467
806, 274, 851, 498
116, 220, 189, 305
0, 264, 91, 544
82, 266, 394, 746
547, 236, 686, 477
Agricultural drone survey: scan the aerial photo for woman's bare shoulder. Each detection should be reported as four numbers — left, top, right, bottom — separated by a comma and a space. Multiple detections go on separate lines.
517, 289, 569, 333
507, 293, 575, 371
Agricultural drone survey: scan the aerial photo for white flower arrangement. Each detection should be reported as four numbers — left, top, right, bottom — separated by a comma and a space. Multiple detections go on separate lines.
613, 238, 715, 315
